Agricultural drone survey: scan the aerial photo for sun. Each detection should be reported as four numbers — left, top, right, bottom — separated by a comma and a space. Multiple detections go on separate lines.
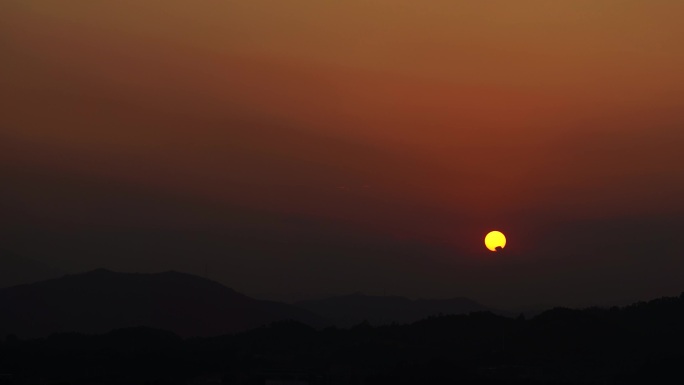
484, 231, 506, 252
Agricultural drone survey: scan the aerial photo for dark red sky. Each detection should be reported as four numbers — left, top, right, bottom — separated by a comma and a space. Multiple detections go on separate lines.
2, 1, 684, 308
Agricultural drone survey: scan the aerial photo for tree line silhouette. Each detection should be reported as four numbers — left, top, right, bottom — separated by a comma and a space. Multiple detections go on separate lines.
2, 293, 684, 384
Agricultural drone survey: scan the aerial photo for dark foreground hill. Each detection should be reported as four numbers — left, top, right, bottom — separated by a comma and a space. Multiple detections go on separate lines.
297, 293, 491, 327
0, 269, 325, 338
4, 294, 684, 384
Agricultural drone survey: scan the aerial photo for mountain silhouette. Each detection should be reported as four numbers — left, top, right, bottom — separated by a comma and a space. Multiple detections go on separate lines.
4, 291, 684, 383
296, 293, 491, 327
0, 249, 64, 288
0, 269, 325, 338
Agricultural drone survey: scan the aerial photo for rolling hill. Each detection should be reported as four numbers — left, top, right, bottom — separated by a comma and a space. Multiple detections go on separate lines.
0, 269, 325, 338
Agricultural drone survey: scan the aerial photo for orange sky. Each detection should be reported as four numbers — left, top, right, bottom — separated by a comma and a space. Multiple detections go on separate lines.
2, 1, 684, 306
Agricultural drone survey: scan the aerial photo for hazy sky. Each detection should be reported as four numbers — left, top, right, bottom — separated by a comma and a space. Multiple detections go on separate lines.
2, 1, 684, 308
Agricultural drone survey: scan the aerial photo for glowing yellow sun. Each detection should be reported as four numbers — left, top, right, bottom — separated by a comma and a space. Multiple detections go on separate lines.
484, 231, 506, 252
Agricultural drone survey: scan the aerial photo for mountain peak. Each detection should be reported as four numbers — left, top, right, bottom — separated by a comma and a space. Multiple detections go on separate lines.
0, 269, 324, 338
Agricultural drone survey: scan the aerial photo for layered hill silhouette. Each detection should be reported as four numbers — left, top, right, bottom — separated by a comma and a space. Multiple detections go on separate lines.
5, 294, 684, 384
296, 293, 491, 327
0, 269, 325, 338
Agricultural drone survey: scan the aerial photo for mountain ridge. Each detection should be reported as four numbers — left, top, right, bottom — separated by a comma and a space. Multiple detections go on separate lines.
0, 269, 325, 338
0, 249, 64, 288
296, 292, 493, 327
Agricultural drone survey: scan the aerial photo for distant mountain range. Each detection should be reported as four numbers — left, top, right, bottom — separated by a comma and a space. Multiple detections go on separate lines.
5, 293, 684, 384
0, 269, 325, 338
0, 249, 63, 288
0, 269, 500, 337
296, 293, 492, 327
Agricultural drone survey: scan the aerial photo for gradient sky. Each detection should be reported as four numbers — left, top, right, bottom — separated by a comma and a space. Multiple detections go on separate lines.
2, 1, 684, 308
